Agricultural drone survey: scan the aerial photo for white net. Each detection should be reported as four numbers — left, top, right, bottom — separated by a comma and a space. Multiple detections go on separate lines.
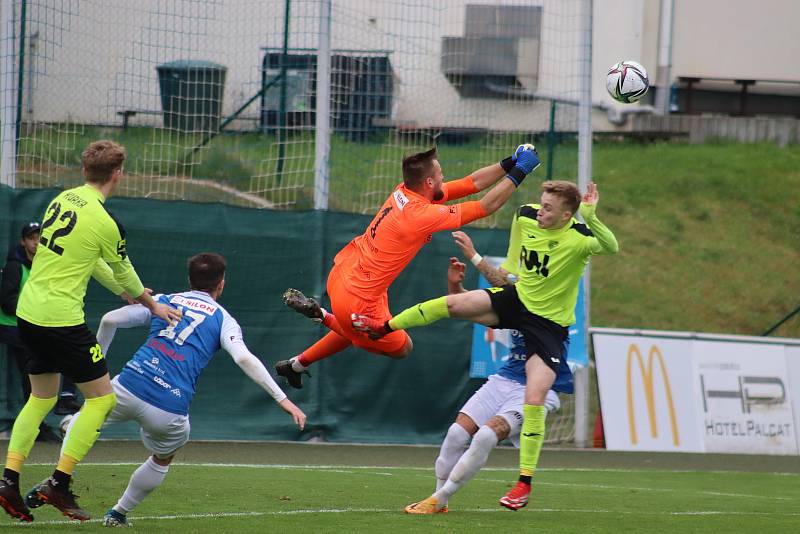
547, 393, 577, 444
0, 0, 591, 443
2, 0, 589, 222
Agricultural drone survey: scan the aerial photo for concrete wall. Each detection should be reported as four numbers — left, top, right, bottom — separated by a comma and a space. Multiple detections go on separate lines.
671, 0, 800, 82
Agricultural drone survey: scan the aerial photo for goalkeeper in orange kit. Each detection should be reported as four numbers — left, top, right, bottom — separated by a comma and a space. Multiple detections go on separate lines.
275, 145, 541, 388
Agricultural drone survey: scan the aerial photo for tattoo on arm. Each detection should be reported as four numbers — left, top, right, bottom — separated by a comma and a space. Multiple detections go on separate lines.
477, 261, 512, 287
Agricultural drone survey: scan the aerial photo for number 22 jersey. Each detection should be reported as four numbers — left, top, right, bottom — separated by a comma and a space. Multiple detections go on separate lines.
17, 184, 131, 327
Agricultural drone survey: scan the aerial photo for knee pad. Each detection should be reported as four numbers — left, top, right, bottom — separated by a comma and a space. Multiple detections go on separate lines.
435, 423, 472, 478
445, 422, 471, 446
473, 425, 499, 451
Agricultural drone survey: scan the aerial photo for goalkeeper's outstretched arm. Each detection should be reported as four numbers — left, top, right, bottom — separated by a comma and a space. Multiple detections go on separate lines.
458, 146, 541, 224
470, 143, 538, 191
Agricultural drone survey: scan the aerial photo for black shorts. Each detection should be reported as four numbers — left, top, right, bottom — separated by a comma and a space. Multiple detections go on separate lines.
17, 318, 108, 383
484, 285, 569, 373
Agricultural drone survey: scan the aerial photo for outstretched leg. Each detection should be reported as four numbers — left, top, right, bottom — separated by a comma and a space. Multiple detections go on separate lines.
353, 290, 498, 339
275, 332, 352, 389
104, 455, 171, 527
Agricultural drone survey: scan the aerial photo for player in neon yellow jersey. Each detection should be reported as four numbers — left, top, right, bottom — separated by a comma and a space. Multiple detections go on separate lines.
353, 180, 618, 510
0, 140, 182, 523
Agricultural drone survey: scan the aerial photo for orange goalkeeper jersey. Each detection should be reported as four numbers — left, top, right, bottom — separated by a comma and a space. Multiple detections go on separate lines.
334, 178, 486, 299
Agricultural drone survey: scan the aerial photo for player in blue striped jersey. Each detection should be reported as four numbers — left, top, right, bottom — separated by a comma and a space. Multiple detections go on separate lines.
26, 253, 305, 527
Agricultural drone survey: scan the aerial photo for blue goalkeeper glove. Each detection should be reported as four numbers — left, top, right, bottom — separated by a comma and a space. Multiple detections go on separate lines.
500, 143, 537, 173
515, 143, 535, 160
506, 146, 540, 187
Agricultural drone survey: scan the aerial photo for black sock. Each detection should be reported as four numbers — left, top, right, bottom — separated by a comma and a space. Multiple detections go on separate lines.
3, 468, 20, 486
518, 475, 532, 485
51, 469, 71, 489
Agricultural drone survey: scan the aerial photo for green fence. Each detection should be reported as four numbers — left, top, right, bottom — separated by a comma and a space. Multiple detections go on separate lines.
0, 186, 509, 444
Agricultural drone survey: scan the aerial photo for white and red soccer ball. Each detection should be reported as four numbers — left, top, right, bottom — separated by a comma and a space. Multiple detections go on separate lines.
606, 61, 649, 103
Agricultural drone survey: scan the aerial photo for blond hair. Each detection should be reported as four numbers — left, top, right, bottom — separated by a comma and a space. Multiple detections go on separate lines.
82, 140, 126, 184
541, 180, 581, 214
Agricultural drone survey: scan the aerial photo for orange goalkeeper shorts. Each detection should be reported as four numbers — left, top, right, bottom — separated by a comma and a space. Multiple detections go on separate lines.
326, 264, 411, 355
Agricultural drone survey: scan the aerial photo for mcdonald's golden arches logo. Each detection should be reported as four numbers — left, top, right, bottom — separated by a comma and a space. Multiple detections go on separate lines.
626, 344, 680, 446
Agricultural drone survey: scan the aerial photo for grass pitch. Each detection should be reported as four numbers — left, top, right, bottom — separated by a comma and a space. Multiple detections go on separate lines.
3, 441, 798, 533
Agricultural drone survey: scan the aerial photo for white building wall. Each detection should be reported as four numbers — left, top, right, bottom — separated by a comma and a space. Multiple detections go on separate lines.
15, 0, 800, 131
671, 0, 800, 82
20, 0, 588, 131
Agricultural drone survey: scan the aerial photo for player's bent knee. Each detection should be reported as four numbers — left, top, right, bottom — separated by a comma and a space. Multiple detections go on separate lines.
473, 425, 499, 450
77, 373, 114, 398
384, 336, 413, 358
486, 415, 512, 441
152, 453, 174, 466
446, 293, 471, 317
446, 291, 490, 319
454, 413, 479, 435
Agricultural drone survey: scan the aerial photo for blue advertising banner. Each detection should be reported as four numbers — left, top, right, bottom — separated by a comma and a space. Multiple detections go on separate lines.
469, 258, 588, 379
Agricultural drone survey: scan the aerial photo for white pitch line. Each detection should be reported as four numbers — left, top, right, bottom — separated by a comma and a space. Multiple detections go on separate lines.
470, 477, 794, 501
24, 462, 800, 477
4, 507, 800, 527
21, 463, 796, 504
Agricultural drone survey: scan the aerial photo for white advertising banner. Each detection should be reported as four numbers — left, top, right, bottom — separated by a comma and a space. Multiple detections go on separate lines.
594, 334, 703, 452
594, 329, 800, 456
786, 346, 800, 452
694, 340, 797, 455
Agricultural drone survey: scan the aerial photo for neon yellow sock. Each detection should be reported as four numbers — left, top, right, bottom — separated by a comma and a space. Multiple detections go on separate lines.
387, 296, 449, 331
61, 393, 116, 463
6, 394, 58, 472
5, 452, 25, 474
519, 404, 545, 477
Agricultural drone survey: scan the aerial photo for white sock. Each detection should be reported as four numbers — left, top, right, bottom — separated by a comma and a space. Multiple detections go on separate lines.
434, 425, 498, 505
545, 390, 561, 413
114, 456, 170, 514
290, 356, 307, 373
434, 423, 471, 491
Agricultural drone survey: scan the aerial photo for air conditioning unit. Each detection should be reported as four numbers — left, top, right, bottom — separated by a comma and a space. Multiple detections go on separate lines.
441, 4, 541, 99
441, 37, 538, 98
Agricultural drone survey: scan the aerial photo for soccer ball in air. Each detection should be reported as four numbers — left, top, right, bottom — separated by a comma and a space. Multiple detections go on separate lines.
606, 61, 649, 103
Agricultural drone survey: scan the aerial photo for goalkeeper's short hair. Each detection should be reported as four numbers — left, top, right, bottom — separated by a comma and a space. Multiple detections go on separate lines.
402, 147, 437, 189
